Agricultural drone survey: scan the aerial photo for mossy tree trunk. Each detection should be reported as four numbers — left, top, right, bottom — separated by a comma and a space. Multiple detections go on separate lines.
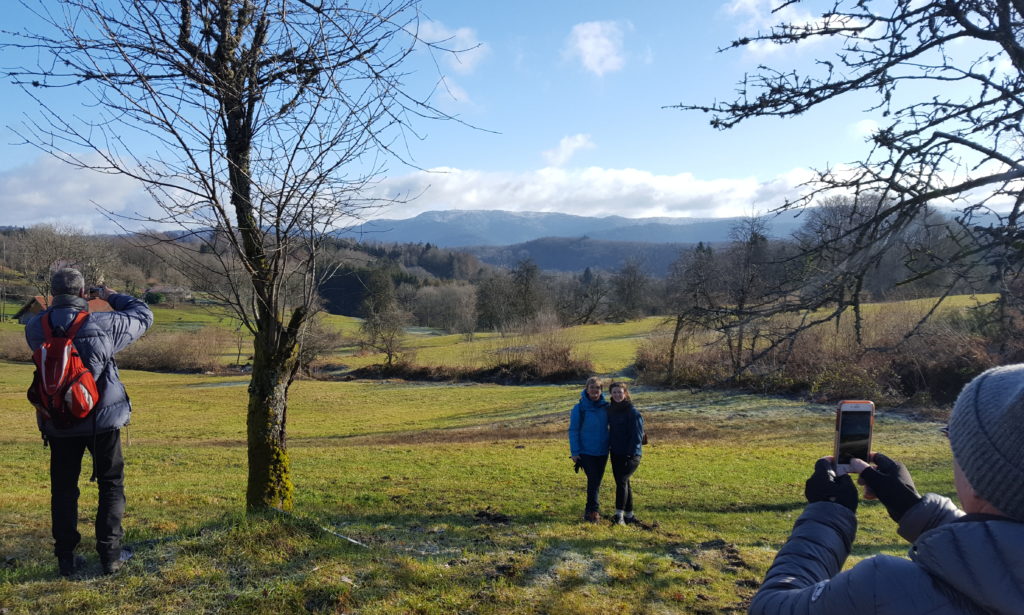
245, 312, 303, 510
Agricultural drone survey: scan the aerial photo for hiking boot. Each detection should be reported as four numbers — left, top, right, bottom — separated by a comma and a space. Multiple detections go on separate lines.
583, 511, 601, 523
101, 547, 133, 575
57, 553, 85, 578
612, 513, 626, 526
624, 515, 655, 530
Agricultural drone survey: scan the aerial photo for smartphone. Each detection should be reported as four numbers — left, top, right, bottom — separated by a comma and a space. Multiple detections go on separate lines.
833, 400, 875, 474
87, 286, 101, 299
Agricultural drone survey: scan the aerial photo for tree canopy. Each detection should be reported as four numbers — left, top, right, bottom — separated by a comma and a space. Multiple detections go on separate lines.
675, 0, 1024, 356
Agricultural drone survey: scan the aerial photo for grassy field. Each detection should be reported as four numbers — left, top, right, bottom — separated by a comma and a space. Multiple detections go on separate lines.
0, 359, 955, 614
325, 316, 666, 375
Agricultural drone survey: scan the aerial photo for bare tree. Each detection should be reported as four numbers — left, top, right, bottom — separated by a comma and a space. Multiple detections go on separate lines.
412, 284, 477, 334
608, 258, 651, 321
555, 267, 608, 326
296, 312, 344, 376
665, 242, 718, 382
674, 0, 1024, 352
663, 218, 809, 380
4, 0, 457, 510
476, 272, 515, 333
359, 267, 408, 367
17, 225, 115, 302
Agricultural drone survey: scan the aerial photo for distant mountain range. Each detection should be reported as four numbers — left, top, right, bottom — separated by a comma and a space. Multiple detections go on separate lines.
465, 236, 692, 276
339, 209, 808, 248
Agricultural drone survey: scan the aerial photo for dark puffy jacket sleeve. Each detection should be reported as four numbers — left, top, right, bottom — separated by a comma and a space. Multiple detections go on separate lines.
748, 502, 858, 614
896, 493, 964, 543
748, 496, 969, 615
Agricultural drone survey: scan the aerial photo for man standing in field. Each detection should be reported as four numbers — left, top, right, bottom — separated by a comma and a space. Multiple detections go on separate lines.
749, 365, 1024, 614
26, 268, 153, 577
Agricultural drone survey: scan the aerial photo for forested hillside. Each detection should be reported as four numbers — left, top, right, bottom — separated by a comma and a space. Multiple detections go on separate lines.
0, 201, 993, 339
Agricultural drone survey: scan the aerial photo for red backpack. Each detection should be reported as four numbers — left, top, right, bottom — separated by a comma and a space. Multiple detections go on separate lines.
28, 311, 100, 429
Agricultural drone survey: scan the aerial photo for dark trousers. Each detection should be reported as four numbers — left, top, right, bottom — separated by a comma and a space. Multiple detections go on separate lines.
49, 430, 125, 562
578, 454, 608, 514
610, 454, 641, 513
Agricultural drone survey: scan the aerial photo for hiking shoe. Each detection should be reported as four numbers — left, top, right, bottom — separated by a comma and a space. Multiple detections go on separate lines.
101, 547, 133, 575
583, 511, 601, 523
612, 513, 626, 526
57, 553, 85, 578
624, 515, 655, 530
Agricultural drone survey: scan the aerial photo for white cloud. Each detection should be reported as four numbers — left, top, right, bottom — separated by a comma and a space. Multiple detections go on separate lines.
850, 119, 879, 139
542, 134, 595, 167
723, 0, 854, 57
438, 77, 471, 105
372, 165, 811, 220
0, 157, 814, 233
564, 21, 626, 77
0, 155, 160, 232
419, 20, 490, 75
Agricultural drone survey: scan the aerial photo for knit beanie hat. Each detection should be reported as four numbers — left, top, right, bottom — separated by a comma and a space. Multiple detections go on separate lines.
948, 364, 1024, 521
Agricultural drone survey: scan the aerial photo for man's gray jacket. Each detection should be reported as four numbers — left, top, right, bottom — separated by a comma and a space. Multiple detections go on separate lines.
748, 493, 1024, 614
26, 293, 153, 439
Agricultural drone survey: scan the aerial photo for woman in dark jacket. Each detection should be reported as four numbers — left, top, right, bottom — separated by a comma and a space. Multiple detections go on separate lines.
607, 382, 647, 527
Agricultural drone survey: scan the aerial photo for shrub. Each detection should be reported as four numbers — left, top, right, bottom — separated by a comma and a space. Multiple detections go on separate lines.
634, 330, 729, 387
633, 301, 1000, 406
0, 325, 233, 373
482, 316, 593, 383
0, 331, 32, 362
118, 327, 232, 372
144, 291, 166, 305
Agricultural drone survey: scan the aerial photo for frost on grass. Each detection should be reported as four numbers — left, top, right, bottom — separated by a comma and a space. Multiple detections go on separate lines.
526, 547, 609, 588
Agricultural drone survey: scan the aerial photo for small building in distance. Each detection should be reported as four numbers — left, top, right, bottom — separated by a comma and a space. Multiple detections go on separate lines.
13, 296, 114, 325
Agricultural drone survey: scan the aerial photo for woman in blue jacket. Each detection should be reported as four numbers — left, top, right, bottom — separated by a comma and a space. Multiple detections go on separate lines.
607, 382, 647, 526
568, 376, 609, 522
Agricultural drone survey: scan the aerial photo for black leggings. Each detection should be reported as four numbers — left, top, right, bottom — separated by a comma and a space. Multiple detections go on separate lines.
610, 454, 641, 512
577, 454, 608, 514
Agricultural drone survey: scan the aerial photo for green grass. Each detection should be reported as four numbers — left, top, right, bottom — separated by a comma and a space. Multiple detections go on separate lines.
0, 359, 956, 614
148, 303, 241, 332
329, 316, 666, 375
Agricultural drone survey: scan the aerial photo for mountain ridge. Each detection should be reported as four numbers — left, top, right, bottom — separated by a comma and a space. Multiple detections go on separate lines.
338, 209, 806, 247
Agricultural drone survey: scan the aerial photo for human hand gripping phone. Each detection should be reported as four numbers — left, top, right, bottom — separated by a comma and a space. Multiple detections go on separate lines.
833, 400, 874, 475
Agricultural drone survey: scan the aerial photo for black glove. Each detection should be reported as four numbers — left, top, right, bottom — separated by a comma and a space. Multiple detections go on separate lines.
858, 452, 921, 523
573, 460, 581, 474
805, 458, 858, 512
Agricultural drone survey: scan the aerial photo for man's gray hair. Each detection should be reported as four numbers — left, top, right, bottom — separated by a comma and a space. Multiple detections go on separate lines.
51, 268, 85, 296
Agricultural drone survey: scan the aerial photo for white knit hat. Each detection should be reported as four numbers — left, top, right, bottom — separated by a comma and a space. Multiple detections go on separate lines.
949, 364, 1024, 521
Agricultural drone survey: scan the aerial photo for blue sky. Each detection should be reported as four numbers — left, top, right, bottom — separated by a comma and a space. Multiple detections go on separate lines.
0, 0, 886, 231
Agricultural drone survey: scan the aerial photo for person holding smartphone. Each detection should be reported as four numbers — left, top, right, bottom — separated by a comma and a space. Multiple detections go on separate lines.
568, 376, 609, 523
749, 364, 1024, 614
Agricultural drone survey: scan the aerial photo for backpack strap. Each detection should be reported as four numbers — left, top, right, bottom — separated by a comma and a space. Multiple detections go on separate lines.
64, 311, 90, 340
43, 310, 89, 339
41, 311, 54, 339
